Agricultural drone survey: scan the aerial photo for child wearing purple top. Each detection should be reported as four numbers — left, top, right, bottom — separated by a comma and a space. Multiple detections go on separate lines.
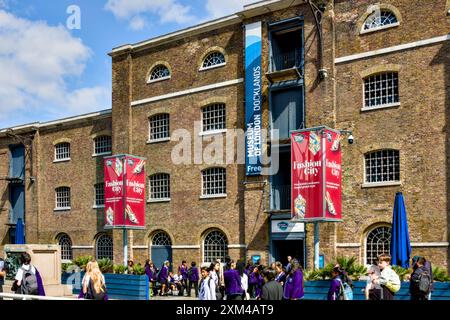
283, 259, 304, 300
249, 265, 264, 298
145, 260, 158, 297
224, 260, 243, 300
187, 261, 199, 298
327, 266, 342, 301
158, 260, 170, 296
178, 260, 188, 296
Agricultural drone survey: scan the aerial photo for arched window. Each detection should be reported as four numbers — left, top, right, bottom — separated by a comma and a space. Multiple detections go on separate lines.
363, 10, 398, 31
202, 167, 226, 196
96, 234, 113, 260
366, 226, 392, 265
152, 231, 172, 246
58, 233, 73, 261
148, 65, 170, 82
202, 51, 225, 69
364, 150, 400, 184
203, 230, 228, 263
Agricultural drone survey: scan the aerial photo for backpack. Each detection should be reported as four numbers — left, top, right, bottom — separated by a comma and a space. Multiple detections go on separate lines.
336, 278, 353, 300
85, 278, 107, 300
20, 267, 39, 295
417, 271, 431, 294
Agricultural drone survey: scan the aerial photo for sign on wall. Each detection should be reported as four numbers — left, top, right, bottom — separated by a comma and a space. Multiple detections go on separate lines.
271, 220, 305, 233
245, 21, 263, 176
291, 127, 342, 221
104, 155, 146, 229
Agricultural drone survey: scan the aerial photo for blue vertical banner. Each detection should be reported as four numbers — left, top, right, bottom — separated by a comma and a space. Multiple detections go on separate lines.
245, 22, 263, 176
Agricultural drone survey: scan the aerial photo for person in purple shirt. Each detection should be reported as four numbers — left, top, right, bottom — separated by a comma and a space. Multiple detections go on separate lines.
274, 261, 287, 287
224, 260, 243, 300
327, 266, 342, 301
283, 259, 304, 300
178, 260, 188, 296
249, 265, 264, 299
158, 260, 170, 296
187, 261, 200, 298
145, 260, 158, 297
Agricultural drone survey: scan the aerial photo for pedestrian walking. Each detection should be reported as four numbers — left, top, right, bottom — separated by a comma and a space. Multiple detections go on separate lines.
237, 260, 249, 300
328, 266, 342, 301
412, 256, 434, 300
0, 256, 5, 300
199, 266, 216, 300
223, 260, 243, 300
187, 261, 199, 298
12, 252, 45, 296
158, 260, 170, 296
283, 259, 304, 300
274, 261, 286, 287
373, 254, 401, 300
144, 260, 158, 297
82, 261, 107, 300
260, 268, 283, 300
410, 257, 432, 300
365, 264, 382, 300
178, 260, 188, 296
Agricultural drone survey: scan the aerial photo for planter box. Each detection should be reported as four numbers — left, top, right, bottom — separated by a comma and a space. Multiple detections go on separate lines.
62, 272, 149, 300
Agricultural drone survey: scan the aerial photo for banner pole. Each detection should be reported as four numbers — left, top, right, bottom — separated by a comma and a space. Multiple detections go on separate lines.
123, 229, 128, 267
314, 222, 319, 270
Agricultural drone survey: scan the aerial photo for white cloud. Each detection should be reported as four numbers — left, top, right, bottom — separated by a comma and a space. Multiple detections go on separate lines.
206, 0, 244, 19
105, 0, 195, 29
0, 10, 109, 128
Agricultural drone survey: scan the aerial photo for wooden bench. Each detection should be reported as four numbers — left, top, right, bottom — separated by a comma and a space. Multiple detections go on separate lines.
304, 280, 450, 300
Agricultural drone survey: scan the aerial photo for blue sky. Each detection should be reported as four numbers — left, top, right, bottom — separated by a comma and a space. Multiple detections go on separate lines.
0, 0, 254, 129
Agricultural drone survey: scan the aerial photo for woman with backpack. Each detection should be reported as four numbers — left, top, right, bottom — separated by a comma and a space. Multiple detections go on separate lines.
410, 257, 431, 300
82, 261, 107, 300
12, 252, 45, 296
283, 259, 304, 300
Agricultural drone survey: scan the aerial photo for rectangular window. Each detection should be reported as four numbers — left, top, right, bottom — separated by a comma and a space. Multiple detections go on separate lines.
149, 173, 170, 200
269, 18, 303, 72
202, 104, 226, 132
202, 168, 226, 196
55, 143, 70, 161
364, 72, 399, 108
95, 183, 105, 206
149, 114, 170, 141
94, 136, 112, 155
55, 187, 71, 209
365, 150, 400, 183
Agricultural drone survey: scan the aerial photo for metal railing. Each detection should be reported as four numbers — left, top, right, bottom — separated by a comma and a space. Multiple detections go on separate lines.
0, 292, 81, 300
270, 184, 291, 211
271, 50, 301, 72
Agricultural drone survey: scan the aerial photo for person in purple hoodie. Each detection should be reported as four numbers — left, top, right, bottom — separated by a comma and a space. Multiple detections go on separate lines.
187, 261, 199, 298
249, 265, 264, 299
223, 260, 243, 300
158, 260, 170, 296
178, 260, 188, 297
283, 259, 304, 300
327, 266, 342, 301
145, 260, 158, 297
13, 252, 45, 296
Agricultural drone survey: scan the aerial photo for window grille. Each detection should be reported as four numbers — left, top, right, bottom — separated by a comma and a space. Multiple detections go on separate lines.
364, 72, 399, 108
149, 114, 170, 141
149, 173, 170, 200
365, 150, 400, 183
58, 234, 73, 261
95, 183, 105, 206
203, 230, 228, 263
55, 143, 70, 160
366, 226, 392, 265
94, 136, 112, 154
363, 10, 398, 30
202, 52, 225, 68
152, 231, 172, 246
202, 104, 226, 132
149, 65, 170, 81
96, 234, 113, 260
202, 168, 226, 196
55, 187, 71, 209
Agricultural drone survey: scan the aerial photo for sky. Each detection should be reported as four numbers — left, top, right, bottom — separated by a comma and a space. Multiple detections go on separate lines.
0, 0, 257, 129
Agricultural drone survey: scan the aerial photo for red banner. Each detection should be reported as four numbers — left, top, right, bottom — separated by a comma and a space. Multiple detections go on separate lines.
291, 127, 342, 221
104, 155, 146, 229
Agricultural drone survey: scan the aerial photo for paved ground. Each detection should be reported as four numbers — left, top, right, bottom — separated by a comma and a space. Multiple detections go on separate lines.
150, 293, 198, 300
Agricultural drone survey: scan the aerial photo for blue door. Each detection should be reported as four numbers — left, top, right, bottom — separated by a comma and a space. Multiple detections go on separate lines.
271, 87, 303, 140
10, 184, 25, 224
9, 144, 25, 180
151, 246, 173, 273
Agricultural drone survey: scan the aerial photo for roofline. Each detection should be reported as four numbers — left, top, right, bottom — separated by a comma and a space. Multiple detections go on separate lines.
109, 0, 305, 56
0, 109, 112, 136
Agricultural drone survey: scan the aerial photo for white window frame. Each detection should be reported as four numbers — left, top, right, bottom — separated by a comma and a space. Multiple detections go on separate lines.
201, 167, 227, 198
147, 114, 170, 144
199, 51, 226, 71
200, 103, 226, 135
55, 187, 71, 211
93, 136, 112, 157
364, 225, 392, 266
147, 65, 171, 84
362, 150, 401, 188
362, 72, 400, 111
202, 230, 228, 264
96, 234, 114, 260
93, 183, 105, 208
148, 173, 171, 202
58, 233, 73, 262
54, 143, 71, 162
360, 10, 399, 34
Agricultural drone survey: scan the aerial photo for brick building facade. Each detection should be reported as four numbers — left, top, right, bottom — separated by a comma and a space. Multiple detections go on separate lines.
1, 0, 449, 271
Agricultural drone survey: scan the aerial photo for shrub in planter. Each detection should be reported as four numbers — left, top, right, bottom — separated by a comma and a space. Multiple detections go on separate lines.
391, 266, 411, 281
98, 258, 114, 274
132, 263, 145, 275
114, 264, 127, 274
432, 267, 450, 282
73, 256, 94, 271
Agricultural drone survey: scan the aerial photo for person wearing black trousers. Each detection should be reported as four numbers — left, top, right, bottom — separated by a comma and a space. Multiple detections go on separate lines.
187, 261, 200, 298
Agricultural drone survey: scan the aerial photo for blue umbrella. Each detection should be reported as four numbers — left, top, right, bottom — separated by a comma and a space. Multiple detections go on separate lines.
390, 192, 411, 268
15, 218, 25, 244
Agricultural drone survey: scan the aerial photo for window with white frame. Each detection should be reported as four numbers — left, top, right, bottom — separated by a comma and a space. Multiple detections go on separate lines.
96, 234, 113, 260
55, 187, 71, 209
58, 233, 73, 261
202, 104, 226, 132
363, 10, 398, 31
364, 72, 399, 108
149, 65, 170, 82
365, 150, 400, 184
202, 167, 226, 196
202, 51, 225, 69
203, 230, 228, 263
95, 183, 105, 207
149, 173, 170, 200
366, 226, 392, 265
149, 114, 170, 141
55, 143, 70, 161
94, 136, 112, 155
152, 231, 172, 246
